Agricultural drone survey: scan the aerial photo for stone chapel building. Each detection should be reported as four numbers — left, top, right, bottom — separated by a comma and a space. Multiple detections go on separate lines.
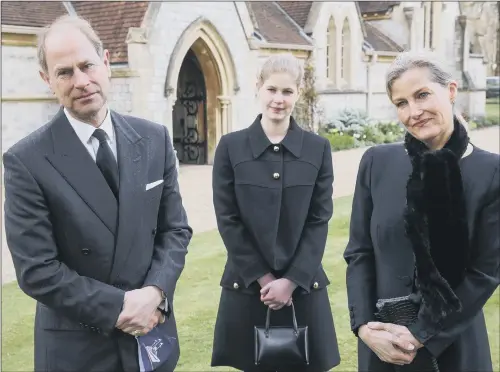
1, 1, 487, 165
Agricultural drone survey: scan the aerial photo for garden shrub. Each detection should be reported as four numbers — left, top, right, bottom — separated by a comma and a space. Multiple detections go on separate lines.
322, 132, 356, 151
324, 108, 375, 132
318, 107, 497, 152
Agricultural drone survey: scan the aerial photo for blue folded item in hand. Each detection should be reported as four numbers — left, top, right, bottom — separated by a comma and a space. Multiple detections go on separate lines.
136, 327, 177, 372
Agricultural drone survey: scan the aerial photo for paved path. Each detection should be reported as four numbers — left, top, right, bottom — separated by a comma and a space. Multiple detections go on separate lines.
2, 127, 499, 284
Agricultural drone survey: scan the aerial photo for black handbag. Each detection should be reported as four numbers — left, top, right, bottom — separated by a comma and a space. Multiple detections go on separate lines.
375, 294, 439, 372
254, 302, 309, 368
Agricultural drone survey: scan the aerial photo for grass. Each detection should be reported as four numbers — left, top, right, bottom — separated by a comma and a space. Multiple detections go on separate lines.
485, 97, 500, 120
2, 195, 499, 371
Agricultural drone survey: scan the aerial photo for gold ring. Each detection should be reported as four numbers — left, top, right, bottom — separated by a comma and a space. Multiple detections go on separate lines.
133, 330, 140, 336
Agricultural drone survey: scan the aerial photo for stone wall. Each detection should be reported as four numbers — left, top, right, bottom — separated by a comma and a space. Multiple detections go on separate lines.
318, 92, 366, 122
107, 75, 133, 115
318, 91, 398, 123
128, 2, 259, 134
2, 45, 51, 96
1, 44, 59, 152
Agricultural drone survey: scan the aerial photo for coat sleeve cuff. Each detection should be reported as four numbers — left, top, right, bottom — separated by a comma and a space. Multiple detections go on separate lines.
407, 320, 443, 356
349, 304, 376, 337
241, 260, 270, 288
283, 265, 311, 293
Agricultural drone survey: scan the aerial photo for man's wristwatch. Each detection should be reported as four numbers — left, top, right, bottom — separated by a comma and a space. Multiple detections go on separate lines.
157, 290, 171, 318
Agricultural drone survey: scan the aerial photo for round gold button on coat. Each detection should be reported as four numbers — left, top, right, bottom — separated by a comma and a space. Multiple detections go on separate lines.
273, 172, 280, 179
313, 282, 319, 289
273, 145, 280, 152
233, 282, 239, 289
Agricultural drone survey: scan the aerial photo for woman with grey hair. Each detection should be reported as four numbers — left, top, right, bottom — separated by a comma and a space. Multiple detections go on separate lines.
344, 50, 499, 371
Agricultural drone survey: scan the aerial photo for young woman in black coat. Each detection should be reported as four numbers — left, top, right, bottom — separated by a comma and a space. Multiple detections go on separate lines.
211, 54, 341, 372
344, 51, 499, 371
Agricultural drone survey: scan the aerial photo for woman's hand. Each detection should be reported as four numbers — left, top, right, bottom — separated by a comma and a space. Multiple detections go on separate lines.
257, 273, 276, 288
260, 278, 297, 310
358, 324, 417, 365
367, 322, 423, 349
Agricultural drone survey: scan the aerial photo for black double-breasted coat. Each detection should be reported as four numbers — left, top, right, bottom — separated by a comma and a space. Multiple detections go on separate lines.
211, 116, 340, 371
344, 142, 499, 371
3, 109, 192, 371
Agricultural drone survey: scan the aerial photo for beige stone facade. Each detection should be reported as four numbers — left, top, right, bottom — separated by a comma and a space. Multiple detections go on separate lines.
1, 1, 490, 163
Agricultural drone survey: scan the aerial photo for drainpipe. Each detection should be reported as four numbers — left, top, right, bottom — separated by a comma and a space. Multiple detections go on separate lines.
366, 52, 378, 118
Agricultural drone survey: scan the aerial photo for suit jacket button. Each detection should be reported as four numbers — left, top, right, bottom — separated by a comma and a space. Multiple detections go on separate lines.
273, 172, 280, 180
313, 282, 319, 289
233, 282, 239, 289
273, 145, 280, 152
81, 248, 90, 255
152, 228, 157, 235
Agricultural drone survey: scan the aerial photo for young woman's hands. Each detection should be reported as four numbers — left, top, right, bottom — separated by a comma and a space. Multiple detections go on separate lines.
260, 278, 297, 310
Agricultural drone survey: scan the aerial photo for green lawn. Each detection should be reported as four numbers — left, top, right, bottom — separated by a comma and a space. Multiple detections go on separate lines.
2, 196, 499, 371
486, 97, 500, 120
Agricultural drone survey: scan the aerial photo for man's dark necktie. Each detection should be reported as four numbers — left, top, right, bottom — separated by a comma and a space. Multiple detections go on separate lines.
92, 128, 119, 199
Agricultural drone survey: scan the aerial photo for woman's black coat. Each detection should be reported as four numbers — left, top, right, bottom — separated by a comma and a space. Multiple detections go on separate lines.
344, 142, 499, 371
211, 116, 340, 371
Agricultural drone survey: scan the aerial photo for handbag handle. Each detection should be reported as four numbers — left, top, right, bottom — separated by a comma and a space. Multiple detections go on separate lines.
264, 302, 299, 336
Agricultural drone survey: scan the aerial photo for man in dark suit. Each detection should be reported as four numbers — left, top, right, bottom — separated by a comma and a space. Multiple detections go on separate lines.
3, 15, 192, 372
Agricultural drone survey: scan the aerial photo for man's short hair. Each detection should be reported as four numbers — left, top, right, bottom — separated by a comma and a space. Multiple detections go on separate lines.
37, 15, 104, 73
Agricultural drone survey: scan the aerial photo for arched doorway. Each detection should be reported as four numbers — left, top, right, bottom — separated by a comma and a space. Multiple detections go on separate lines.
164, 17, 239, 165
172, 49, 207, 165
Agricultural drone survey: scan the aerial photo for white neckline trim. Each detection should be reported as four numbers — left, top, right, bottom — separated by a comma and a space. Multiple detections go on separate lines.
403, 142, 474, 158
462, 143, 473, 159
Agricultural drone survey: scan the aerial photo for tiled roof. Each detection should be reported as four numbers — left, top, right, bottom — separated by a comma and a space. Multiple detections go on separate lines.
71, 2, 149, 64
277, 1, 312, 28
364, 22, 403, 52
247, 2, 311, 46
358, 1, 400, 15
1, 1, 67, 28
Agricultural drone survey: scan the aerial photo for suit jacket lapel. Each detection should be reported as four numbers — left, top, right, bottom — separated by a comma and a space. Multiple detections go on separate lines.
45, 108, 118, 235
109, 111, 146, 281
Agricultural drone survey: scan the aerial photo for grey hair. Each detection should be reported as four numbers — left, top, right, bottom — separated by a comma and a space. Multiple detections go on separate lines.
385, 50, 454, 100
385, 50, 469, 130
37, 15, 104, 73
257, 53, 304, 88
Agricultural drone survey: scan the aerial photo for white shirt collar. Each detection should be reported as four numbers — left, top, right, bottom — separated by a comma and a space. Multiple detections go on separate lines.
64, 107, 114, 145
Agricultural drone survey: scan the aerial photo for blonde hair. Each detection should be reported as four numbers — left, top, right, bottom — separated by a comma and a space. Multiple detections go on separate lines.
37, 15, 104, 73
257, 53, 304, 88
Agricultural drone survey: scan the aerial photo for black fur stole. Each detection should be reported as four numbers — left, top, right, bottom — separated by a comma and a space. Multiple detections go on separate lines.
404, 117, 470, 325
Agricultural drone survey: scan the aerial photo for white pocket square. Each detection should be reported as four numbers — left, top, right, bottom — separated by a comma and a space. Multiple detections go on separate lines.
145, 179, 164, 191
